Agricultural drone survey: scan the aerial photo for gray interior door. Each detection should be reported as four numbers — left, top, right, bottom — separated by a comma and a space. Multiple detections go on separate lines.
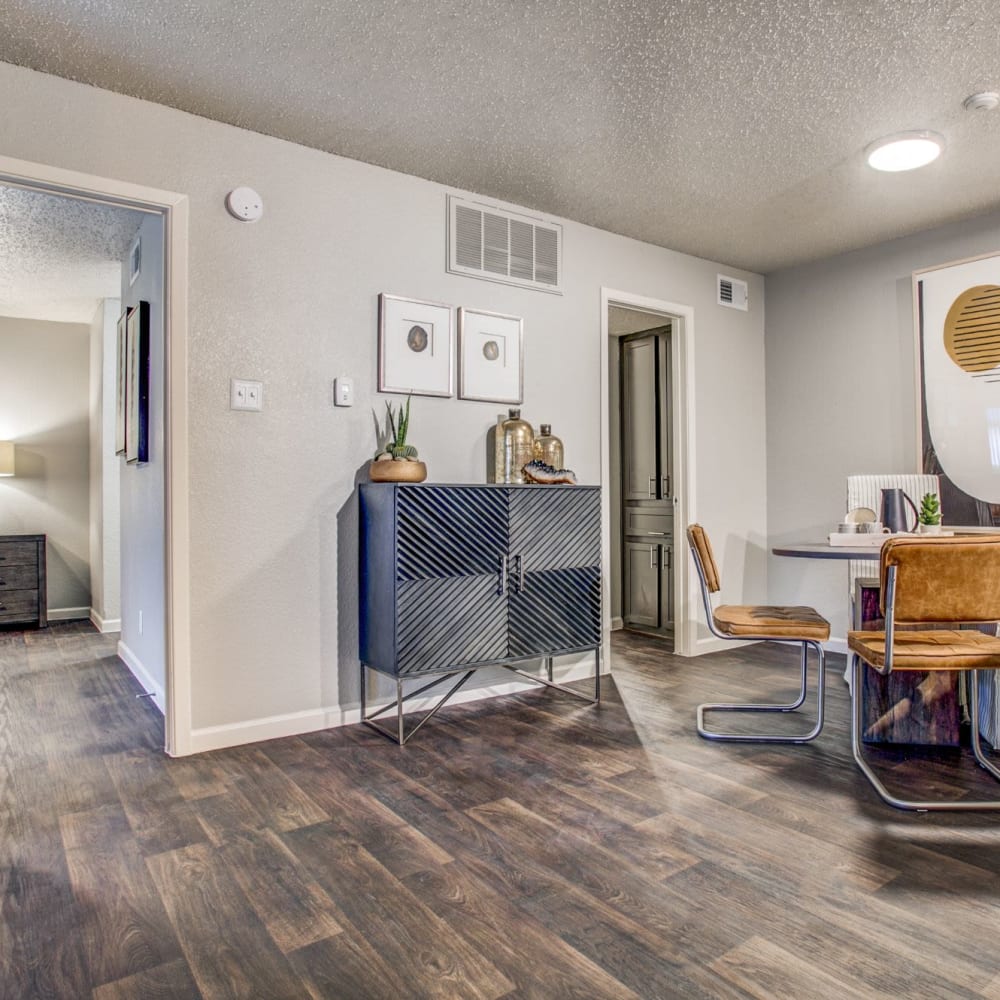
621, 335, 659, 501
659, 544, 673, 628
619, 327, 674, 643
624, 541, 660, 628
657, 335, 672, 500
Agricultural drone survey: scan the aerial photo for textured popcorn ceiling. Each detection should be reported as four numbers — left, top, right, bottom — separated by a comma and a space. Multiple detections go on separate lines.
0, 186, 145, 323
1, 2, 999, 272
609, 306, 670, 336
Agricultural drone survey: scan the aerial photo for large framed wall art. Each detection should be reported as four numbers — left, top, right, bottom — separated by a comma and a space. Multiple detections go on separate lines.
114, 308, 128, 456
124, 300, 151, 464
915, 252, 1000, 527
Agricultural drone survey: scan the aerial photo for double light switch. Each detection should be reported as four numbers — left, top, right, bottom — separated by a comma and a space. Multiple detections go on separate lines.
231, 379, 263, 411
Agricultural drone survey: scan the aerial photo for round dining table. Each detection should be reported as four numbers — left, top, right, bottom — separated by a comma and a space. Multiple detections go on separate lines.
771, 542, 881, 560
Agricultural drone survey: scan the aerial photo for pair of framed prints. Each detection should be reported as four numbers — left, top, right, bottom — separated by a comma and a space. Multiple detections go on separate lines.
377, 293, 523, 404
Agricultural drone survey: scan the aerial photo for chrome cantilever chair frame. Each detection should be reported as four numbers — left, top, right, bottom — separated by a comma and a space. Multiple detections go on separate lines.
689, 533, 827, 744
850, 560, 1000, 812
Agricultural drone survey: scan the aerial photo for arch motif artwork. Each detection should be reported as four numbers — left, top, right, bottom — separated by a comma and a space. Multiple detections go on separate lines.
917, 253, 1000, 526
943, 284, 1000, 374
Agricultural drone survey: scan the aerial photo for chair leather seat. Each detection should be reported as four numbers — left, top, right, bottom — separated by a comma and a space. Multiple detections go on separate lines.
848, 629, 1000, 671
714, 604, 830, 641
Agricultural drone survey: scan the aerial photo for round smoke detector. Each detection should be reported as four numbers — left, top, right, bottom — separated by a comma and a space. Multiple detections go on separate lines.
963, 92, 1000, 112
225, 186, 264, 222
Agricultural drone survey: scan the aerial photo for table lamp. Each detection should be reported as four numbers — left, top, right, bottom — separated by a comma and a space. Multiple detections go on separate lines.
0, 441, 15, 477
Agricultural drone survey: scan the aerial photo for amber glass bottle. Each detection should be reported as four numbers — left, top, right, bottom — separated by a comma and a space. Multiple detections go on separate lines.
533, 424, 564, 468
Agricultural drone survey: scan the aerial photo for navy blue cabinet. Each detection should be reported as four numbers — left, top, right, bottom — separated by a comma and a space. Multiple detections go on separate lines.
361, 482, 601, 676
359, 483, 601, 742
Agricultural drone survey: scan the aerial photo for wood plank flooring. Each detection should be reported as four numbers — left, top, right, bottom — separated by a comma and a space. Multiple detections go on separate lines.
4, 622, 1000, 998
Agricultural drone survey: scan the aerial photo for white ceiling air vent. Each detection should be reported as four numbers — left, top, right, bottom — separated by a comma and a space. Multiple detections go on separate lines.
447, 195, 562, 294
717, 274, 749, 311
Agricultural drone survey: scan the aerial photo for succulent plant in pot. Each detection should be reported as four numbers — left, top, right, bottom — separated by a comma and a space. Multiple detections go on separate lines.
918, 492, 942, 533
370, 395, 427, 483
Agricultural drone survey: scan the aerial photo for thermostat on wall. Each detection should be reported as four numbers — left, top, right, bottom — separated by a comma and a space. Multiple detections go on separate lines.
225, 187, 264, 223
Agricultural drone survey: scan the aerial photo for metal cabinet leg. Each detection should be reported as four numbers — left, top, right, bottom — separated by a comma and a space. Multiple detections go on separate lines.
500, 647, 602, 706
360, 663, 476, 745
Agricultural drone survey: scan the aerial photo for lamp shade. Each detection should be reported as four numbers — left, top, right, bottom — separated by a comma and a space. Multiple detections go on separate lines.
0, 441, 14, 476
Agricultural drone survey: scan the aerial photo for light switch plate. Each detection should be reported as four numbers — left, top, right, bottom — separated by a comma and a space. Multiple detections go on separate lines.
231, 378, 263, 411
334, 376, 354, 407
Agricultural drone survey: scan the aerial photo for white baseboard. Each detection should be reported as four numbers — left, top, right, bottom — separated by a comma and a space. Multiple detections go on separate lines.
694, 635, 758, 654
186, 659, 603, 756
90, 609, 122, 633
188, 705, 362, 754
48, 606, 90, 622
610, 616, 624, 630
117, 638, 165, 715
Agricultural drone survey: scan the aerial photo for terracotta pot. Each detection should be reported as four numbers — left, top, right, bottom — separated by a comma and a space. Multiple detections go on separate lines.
369, 459, 427, 483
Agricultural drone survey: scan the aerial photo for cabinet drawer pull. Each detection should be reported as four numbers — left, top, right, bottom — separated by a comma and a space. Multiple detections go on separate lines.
662, 475, 671, 498
648, 476, 656, 498
497, 555, 507, 596
650, 546, 656, 569
513, 554, 525, 593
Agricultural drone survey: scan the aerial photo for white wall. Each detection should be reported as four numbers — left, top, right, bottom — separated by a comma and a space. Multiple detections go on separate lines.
88, 297, 122, 631
117, 215, 166, 702
0, 314, 91, 614
0, 60, 767, 751
766, 207, 1000, 644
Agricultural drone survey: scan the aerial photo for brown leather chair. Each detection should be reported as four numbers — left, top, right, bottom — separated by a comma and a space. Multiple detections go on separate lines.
848, 535, 1000, 811
687, 524, 830, 742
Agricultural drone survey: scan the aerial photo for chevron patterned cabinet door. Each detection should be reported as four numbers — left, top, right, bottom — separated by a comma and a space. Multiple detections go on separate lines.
396, 486, 509, 675
508, 486, 602, 658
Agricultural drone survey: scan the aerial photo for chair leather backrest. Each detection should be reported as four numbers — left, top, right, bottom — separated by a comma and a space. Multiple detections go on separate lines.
687, 524, 721, 593
881, 535, 1000, 623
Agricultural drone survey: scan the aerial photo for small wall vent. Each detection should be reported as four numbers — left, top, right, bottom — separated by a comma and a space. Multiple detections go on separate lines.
717, 274, 749, 311
447, 195, 562, 294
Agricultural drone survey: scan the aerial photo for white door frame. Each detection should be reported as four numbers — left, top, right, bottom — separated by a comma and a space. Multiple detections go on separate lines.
601, 288, 697, 659
0, 153, 191, 756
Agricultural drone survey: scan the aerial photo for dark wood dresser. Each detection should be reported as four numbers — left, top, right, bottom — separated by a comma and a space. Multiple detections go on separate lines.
0, 535, 47, 628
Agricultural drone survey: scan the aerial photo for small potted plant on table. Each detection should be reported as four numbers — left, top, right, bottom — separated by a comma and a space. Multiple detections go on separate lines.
370, 395, 427, 483
918, 492, 942, 534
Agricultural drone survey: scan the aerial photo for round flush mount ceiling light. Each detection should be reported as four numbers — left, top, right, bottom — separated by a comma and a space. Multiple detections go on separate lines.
865, 130, 944, 172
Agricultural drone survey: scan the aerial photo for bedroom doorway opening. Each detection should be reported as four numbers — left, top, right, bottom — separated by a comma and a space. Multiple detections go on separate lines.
0, 153, 191, 755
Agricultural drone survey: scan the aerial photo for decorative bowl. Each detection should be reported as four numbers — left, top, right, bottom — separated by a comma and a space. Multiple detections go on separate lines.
369, 459, 427, 483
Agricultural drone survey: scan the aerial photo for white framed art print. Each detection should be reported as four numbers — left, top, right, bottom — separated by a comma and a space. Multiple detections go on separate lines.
378, 293, 454, 397
458, 307, 523, 404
